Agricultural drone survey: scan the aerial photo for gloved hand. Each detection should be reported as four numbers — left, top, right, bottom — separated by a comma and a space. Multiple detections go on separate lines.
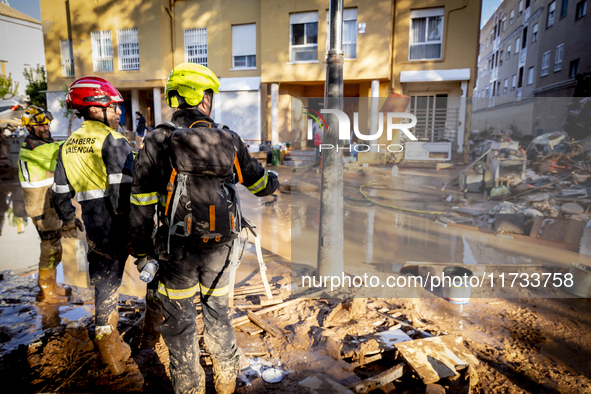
268, 170, 278, 178
135, 255, 149, 273
62, 218, 84, 238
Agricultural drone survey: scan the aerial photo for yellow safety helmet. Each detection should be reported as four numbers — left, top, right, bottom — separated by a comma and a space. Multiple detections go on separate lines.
165, 63, 220, 108
22, 105, 53, 127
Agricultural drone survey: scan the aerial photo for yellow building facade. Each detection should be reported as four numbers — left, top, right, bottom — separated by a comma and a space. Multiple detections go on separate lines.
40, 0, 480, 154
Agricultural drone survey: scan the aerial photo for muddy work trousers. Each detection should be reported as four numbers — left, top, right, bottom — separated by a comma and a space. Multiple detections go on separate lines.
157, 244, 238, 394
33, 207, 63, 270
88, 249, 127, 327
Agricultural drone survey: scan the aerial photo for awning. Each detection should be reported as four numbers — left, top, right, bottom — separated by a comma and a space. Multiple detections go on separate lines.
400, 68, 471, 83
219, 77, 261, 92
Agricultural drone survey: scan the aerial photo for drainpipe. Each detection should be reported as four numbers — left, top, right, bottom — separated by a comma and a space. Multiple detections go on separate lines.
166, 0, 176, 70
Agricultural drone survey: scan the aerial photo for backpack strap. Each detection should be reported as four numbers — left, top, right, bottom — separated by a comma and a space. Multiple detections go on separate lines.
167, 173, 189, 253
157, 121, 180, 130
189, 120, 212, 128
164, 168, 178, 216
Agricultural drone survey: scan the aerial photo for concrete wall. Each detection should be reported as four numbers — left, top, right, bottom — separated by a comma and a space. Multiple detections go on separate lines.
260, 0, 393, 84
393, 0, 481, 94
0, 15, 45, 96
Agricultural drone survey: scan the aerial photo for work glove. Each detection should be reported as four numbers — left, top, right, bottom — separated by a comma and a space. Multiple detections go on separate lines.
134, 255, 149, 274
62, 218, 84, 238
268, 170, 278, 178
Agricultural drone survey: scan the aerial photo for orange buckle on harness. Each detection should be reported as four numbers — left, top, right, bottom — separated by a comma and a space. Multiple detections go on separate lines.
215, 235, 221, 242
165, 168, 177, 216
185, 216, 192, 235
203, 237, 209, 243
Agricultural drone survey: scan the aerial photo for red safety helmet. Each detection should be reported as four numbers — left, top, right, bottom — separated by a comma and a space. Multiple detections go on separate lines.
66, 76, 123, 111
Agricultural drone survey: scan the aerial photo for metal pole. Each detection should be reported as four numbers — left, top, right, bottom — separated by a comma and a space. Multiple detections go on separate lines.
317, 0, 344, 278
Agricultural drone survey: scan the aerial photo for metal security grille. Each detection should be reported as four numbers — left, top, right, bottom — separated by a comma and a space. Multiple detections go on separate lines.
117, 28, 140, 71
59, 39, 74, 77
91, 30, 113, 72
184, 28, 208, 66
407, 95, 459, 144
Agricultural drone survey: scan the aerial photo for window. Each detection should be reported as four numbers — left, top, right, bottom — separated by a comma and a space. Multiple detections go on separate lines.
576, 0, 587, 19
290, 12, 318, 62
184, 28, 208, 66
510, 10, 515, 24
527, 66, 534, 85
232, 24, 256, 68
512, 74, 517, 90
522, 26, 528, 49
326, 8, 357, 59
59, 39, 74, 77
541, 50, 551, 76
548, 1, 556, 27
117, 28, 139, 71
519, 1, 523, 15
342, 8, 358, 59
90, 30, 113, 72
570, 59, 580, 77
409, 8, 444, 60
503, 79, 508, 93
532, 23, 538, 42
507, 45, 511, 59
515, 37, 520, 52
500, 50, 503, 65
554, 43, 564, 71
561, 0, 569, 17
486, 37, 489, 48
502, 17, 506, 31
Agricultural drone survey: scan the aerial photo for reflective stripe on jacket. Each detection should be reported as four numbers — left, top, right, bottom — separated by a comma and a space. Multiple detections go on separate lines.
52, 120, 134, 253
18, 134, 61, 218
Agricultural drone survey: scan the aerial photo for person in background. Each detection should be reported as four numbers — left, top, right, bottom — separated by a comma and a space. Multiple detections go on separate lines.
135, 111, 146, 137
18, 105, 71, 303
117, 103, 127, 134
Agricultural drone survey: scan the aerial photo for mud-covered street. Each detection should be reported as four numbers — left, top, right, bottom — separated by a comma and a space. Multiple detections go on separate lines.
1, 165, 590, 393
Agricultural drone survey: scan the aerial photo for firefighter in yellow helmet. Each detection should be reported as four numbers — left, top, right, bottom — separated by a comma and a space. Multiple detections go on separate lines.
130, 63, 279, 394
18, 105, 71, 303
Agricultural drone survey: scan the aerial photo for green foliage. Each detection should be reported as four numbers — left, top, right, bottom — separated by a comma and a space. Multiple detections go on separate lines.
0, 73, 19, 97
23, 64, 47, 108
59, 85, 75, 119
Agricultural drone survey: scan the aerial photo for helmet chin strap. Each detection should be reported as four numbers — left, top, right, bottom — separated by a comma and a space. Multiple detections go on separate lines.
101, 107, 109, 127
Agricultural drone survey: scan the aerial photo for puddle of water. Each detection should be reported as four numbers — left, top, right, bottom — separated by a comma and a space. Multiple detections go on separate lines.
0, 271, 95, 356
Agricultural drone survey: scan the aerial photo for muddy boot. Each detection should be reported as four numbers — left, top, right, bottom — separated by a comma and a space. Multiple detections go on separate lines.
212, 355, 240, 394
37, 269, 70, 303
139, 290, 163, 349
94, 312, 131, 375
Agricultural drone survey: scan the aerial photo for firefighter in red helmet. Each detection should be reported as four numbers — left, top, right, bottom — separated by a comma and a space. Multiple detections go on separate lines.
52, 76, 133, 375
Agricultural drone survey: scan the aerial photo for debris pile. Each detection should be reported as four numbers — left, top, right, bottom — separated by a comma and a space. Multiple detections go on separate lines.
230, 290, 483, 394
456, 131, 591, 252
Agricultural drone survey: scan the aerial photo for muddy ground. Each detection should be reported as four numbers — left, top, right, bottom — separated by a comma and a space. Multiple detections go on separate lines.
0, 268, 590, 394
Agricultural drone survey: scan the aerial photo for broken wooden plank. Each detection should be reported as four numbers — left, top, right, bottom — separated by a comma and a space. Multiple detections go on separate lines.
239, 322, 264, 336
247, 310, 283, 338
348, 363, 406, 394
395, 336, 468, 384
349, 353, 382, 369
232, 289, 326, 326
323, 302, 343, 327
260, 296, 284, 307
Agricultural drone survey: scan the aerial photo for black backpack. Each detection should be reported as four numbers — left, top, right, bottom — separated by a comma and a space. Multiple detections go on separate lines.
159, 120, 242, 251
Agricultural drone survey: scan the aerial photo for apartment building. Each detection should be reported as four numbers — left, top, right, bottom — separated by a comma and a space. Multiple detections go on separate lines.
473, 0, 590, 136
40, 0, 480, 156
0, 1, 45, 96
